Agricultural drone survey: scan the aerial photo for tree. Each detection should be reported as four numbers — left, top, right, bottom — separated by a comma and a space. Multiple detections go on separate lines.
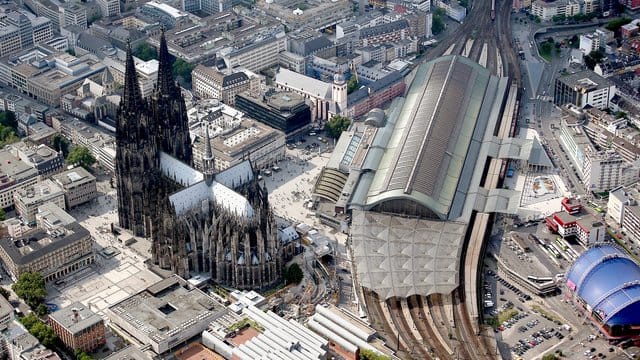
542, 354, 557, 360
36, 304, 49, 316
30, 321, 57, 347
0, 111, 18, 130
19, 313, 40, 330
66, 146, 96, 170
432, 12, 445, 35
0, 287, 9, 299
52, 134, 70, 157
605, 17, 632, 32
325, 115, 351, 139
0, 208, 5, 222
172, 58, 196, 85
284, 263, 303, 284
12, 272, 46, 309
347, 76, 359, 94
584, 50, 605, 70
133, 43, 158, 61
75, 349, 93, 360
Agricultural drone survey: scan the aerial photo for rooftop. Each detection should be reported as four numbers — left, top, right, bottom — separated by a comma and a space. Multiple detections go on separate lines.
15, 179, 63, 206
49, 302, 103, 334
557, 70, 611, 91
52, 167, 95, 188
108, 276, 226, 344
0, 222, 90, 266
355, 55, 508, 220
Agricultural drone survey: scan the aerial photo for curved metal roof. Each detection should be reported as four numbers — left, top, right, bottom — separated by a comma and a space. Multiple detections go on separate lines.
363, 55, 505, 220
566, 245, 640, 325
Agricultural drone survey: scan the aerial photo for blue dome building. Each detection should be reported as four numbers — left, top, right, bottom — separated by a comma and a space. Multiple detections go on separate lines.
566, 245, 640, 338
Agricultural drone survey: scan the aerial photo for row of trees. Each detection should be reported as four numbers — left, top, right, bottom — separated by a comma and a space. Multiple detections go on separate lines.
12, 272, 49, 316
0, 111, 19, 148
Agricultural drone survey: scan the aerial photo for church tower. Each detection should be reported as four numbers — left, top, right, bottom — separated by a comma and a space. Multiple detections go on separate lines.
151, 29, 193, 165
102, 68, 114, 95
332, 73, 347, 113
202, 126, 215, 185
115, 40, 160, 237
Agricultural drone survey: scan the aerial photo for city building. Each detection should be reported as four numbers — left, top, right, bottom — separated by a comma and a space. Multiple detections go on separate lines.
6, 142, 64, 177
273, 68, 340, 122
103, 346, 151, 360
531, 0, 581, 21
335, 55, 528, 300
96, 0, 120, 17
345, 71, 405, 119
256, 0, 351, 31
116, 32, 288, 288
566, 245, 640, 339
620, 0, 640, 10
140, 1, 190, 29
554, 70, 616, 110
103, 56, 158, 99
52, 167, 97, 209
608, 185, 640, 245
545, 210, 605, 245
2, 322, 61, 360
359, 19, 409, 47
434, 0, 467, 22
221, 35, 286, 72
54, 117, 116, 172
35, 202, 76, 232
192, 117, 286, 172
60, 3, 87, 29
0, 221, 94, 282
48, 302, 105, 353
107, 276, 227, 355
0, 295, 13, 328
14, 179, 65, 226
234, 90, 311, 137
192, 66, 253, 105
0, 24, 22, 57
0, 147, 40, 209
202, 305, 328, 359
558, 118, 639, 191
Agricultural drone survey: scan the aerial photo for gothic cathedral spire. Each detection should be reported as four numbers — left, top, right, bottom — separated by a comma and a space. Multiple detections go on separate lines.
121, 40, 142, 114
156, 28, 176, 98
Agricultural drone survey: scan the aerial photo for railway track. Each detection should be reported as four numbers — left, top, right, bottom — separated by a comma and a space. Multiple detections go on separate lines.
387, 298, 430, 359
358, 1, 523, 358
362, 288, 403, 353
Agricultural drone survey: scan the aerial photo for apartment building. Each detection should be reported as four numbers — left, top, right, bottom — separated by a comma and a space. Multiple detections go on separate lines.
532, 0, 580, 21
609, 186, 640, 245
103, 56, 157, 99
559, 118, 639, 191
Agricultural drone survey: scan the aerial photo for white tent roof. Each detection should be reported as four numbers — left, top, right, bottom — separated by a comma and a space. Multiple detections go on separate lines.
350, 210, 466, 299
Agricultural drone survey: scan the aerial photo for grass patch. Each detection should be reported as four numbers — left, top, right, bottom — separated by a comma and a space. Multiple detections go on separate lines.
262, 281, 288, 297
532, 304, 563, 324
487, 309, 518, 329
228, 318, 265, 333
607, 230, 639, 262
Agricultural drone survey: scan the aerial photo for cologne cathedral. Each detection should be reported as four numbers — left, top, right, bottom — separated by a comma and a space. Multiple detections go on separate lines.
115, 32, 285, 290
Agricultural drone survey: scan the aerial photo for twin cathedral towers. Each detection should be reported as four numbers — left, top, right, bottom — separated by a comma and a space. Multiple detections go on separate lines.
115, 31, 288, 289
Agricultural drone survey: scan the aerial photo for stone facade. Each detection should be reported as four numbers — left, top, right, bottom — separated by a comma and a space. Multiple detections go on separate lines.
115, 31, 286, 290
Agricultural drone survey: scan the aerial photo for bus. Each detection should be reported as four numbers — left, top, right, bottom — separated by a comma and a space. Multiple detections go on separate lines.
555, 237, 568, 251
588, 202, 605, 213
